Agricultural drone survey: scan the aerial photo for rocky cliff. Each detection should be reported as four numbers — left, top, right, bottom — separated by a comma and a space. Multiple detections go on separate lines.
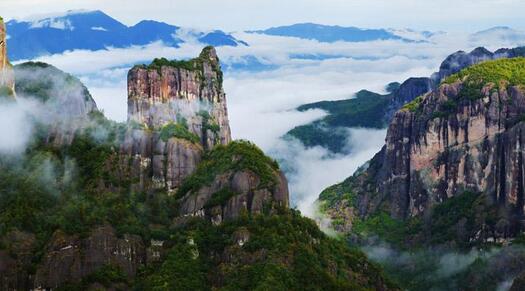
0, 17, 15, 99
121, 47, 234, 193
287, 47, 525, 154
175, 140, 290, 223
128, 46, 231, 149
322, 58, 525, 244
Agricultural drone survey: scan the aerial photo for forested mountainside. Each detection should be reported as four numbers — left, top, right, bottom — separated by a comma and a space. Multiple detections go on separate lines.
0, 18, 396, 290
288, 47, 525, 154
319, 57, 525, 290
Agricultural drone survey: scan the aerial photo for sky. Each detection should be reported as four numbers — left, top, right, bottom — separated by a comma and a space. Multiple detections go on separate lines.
1, 0, 525, 32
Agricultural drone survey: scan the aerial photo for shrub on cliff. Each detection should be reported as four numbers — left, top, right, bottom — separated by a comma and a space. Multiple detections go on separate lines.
159, 121, 200, 144
176, 140, 280, 199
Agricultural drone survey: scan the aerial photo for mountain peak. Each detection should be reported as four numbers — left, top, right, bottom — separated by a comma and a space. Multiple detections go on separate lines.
5, 10, 246, 61
254, 23, 407, 43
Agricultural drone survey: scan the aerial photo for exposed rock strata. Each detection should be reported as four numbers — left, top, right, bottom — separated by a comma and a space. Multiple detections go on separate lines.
323, 58, 525, 244
123, 47, 233, 193
119, 129, 203, 192
34, 226, 145, 289
179, 170, 290, 223
128, 47, 231, 149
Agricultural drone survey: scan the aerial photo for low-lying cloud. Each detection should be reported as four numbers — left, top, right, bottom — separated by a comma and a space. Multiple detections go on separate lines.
270, 128, 386, 217
0, 99, 36, 155
18, 28, 525, 218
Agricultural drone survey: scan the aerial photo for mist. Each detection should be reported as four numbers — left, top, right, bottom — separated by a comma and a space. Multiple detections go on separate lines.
362, 241, 525, 291
0, 99, 36, 155
269, 128, 386, 217
23, 23, 525, 223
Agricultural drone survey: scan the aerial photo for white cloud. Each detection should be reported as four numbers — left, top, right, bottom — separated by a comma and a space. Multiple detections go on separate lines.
270, 129, 386, 217
12, 23, 525, 218
30, 18, 74, 30
91, 26, 108, 31
0, 100, 35, 155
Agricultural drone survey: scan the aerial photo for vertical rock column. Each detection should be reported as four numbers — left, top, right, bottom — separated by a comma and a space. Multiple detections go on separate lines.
127, 46, 232, 149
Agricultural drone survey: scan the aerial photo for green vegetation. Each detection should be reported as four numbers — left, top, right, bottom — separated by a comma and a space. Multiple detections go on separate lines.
0, 86, 14, 98
404, 58, 525, 121
428, 191, 498, 246
444, 57, 525, 88
0, 129, 397, 289
15, 62, 93, 103
429, 99, 458, 119
56, 265, 128, 290
318, 177, 356, 212
288, 90, 391, 153
342, 191, 495, 248
442, 58, 525, 103
135, 46, 223, 90
353, 212, 422, 247
136, 209, 397, 291
401, 95, 423, 112
177, 140, 280, 198
159, 121, 200, 144
198, 110, 220, 135
204, 188, 239, 208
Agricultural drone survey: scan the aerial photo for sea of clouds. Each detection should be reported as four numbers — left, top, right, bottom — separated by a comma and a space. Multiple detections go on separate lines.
13, 27, 525, 218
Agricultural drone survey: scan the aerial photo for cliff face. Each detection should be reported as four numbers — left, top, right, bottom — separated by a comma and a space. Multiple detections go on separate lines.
323, 58, 525, 243
385, 77, 434, 123
366, 59, 525, 220
0, 17, 15, 98
34, 226, 145, 289
128, 46, 231, 149
121, 47, 233, 193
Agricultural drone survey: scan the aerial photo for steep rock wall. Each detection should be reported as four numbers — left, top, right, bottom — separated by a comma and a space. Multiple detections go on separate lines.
127, 46, 231, 149
324, 58, 525, 243
122, 47, 233, 193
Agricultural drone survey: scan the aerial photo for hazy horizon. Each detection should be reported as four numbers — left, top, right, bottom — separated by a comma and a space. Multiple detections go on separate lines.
1, 0, 525, 32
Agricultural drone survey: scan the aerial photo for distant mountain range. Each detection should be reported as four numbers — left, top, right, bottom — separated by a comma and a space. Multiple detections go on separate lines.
251, 23, 415, 43
5, 10, 525, 66
286, 46, 525, 154
470, 26, 525, 43
5, 10, 247, 61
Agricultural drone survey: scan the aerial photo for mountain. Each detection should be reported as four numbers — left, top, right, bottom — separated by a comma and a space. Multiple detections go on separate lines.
471, 26, 525, 44
287, 46, 525, 154
252, 23, 414, 43
5, 10, 246, 61
0, 19, 396, 289
287, 89, 391, 153
318, 58, 525, 290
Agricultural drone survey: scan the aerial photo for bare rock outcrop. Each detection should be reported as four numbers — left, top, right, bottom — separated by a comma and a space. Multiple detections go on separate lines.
128, 46, 231, 149
323, 58, 525, 243
34, 226, 145, 289
175, 141, 290, 223
119, 129, 203, 192
179, 169, 289, 223
121, 47, 233, 193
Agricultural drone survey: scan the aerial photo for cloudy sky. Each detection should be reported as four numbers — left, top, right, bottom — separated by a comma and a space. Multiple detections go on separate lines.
1, 0, 525, 32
